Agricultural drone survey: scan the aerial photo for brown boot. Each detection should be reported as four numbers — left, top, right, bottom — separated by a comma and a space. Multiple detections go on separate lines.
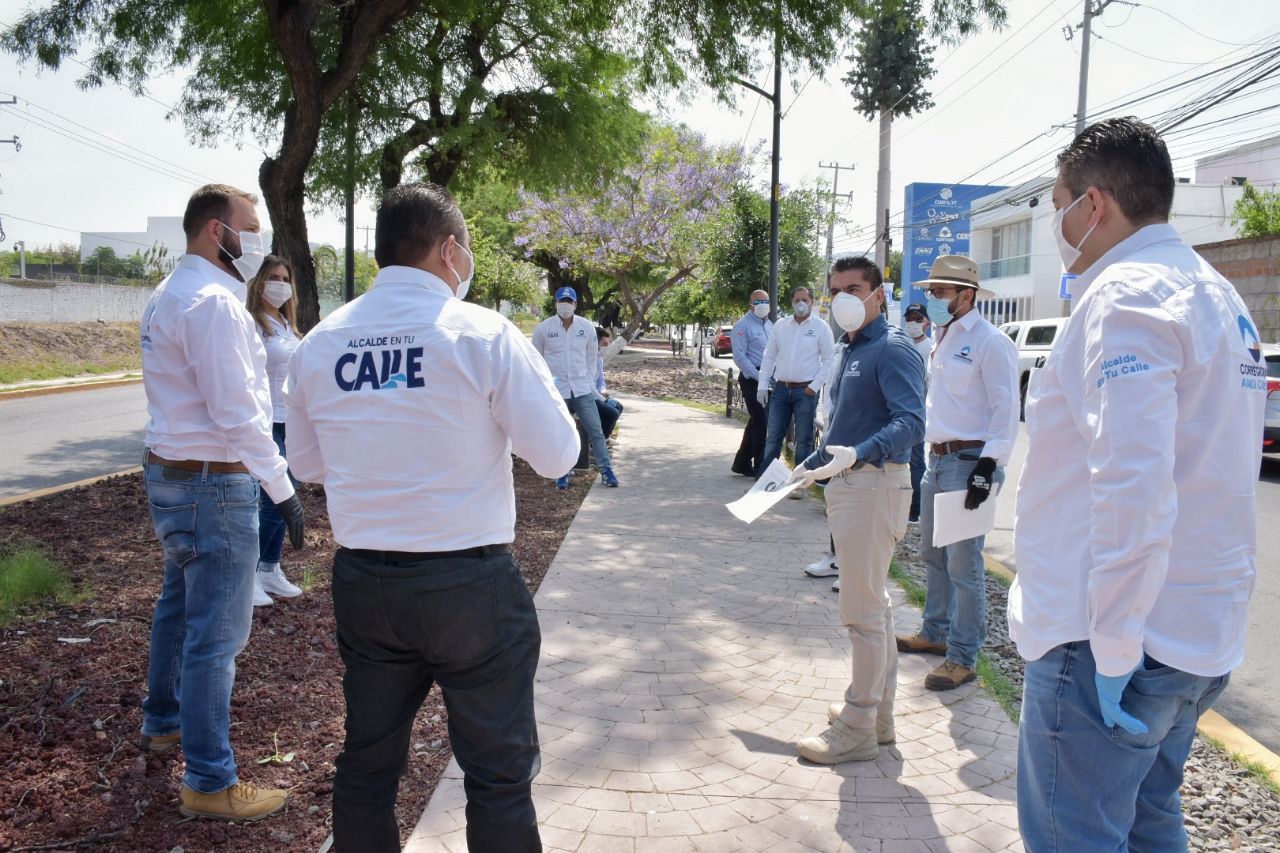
925, 660, 977, 691
896, 633, 948, 655
138, 732, 181, 754
179, 782, 288, 822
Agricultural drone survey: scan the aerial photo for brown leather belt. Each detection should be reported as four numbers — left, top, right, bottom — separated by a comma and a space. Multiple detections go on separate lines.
147, 451, 249, 474
779, 381, 813, 389
930, 439, 984, 456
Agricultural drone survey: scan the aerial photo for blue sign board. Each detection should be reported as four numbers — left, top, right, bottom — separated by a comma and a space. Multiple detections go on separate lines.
900, 182, 1006, 309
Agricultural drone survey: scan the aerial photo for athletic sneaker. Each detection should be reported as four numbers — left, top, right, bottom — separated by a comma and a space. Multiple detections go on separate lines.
601, 467, 619, 487
804, 554, 839, 578
258, 563, 301, 598
252, 574, 273, 607
832, 577, 841, 592
555, 475, 571, 490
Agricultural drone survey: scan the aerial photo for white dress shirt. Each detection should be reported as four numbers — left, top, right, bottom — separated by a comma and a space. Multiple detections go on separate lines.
913, 334, 934, 365
260, 314, 300, 424
924, 309, 1019, 463
532, 314, 599, 398
759, 314, 836, 392
1009, 224, 1266, 678
141, 254, 292, 503
284, 266, 578, 551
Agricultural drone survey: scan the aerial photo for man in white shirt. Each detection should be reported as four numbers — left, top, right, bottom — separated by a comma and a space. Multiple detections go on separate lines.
285, 183, 578, 852
895, 256, 1018, 692
594, 326, 627, 441
902, 303, 932, 523
532, 287, 619, 489
758, 286, 835, 477
138, 184, 303, 823
1009, 118, 1265, 852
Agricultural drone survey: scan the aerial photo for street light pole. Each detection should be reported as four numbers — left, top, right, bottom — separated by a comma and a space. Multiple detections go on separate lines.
767, 17, 783, 321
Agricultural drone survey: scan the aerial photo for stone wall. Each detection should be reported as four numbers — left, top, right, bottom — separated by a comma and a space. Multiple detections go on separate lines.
1196, 235, 1280, 342
0, 278, 155, 323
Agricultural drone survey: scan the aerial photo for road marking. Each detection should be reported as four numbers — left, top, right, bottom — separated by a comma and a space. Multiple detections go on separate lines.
0, 467, 142, 507
0, 376, 143, 401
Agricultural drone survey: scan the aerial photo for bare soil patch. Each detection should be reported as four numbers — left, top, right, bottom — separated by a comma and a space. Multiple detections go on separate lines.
0, 458, 587, 852
607, 356, 729, 407
0, 323, 141, 385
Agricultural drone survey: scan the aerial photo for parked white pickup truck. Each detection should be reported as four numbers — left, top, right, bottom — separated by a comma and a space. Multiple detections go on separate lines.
999, 317, 1069, 420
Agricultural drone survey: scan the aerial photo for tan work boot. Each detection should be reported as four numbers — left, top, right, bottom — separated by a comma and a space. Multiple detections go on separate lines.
925, 660, 977, 691
826, 703, 895, 744
896, 632, 948, 655
179, 782, 288, 822
138, 731, 181, 754
796, 719, 879, 764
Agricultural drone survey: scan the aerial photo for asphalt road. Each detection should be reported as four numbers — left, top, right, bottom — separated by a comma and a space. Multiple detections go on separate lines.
0, 383, 148, 498
988, 425, 1280, 754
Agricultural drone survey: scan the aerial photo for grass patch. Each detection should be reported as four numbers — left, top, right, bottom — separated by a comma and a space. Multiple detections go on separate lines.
1199, 733, 1280, 796
888, 560, 926, 608
659, 397, 749, 423
976, 654, 1021, 722
0, 545, 70, 626
0, 357, 140, 385
299, 564, 321, 593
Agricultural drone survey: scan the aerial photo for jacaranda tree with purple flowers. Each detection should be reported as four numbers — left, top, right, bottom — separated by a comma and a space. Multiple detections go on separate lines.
511, 128, 744, 339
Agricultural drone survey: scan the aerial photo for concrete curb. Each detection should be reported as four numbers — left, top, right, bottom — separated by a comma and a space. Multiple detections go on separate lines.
0, 375, 142, 401
981, 551, 1280, 789
0, 467, 142, 507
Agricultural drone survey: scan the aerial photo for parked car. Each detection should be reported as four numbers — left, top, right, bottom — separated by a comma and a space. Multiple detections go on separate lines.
1000, 317, 1069, 419
712, 326, 733, 357
1264, 344, 1280, 453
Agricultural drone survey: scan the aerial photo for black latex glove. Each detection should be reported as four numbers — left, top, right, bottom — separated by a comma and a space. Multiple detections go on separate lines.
274, 493, 306, 549
964, 457, 998, 510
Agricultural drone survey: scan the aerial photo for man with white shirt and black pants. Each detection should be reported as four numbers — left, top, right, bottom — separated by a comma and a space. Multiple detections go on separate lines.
895, 255, 1018, 692
1010, 118, 1265, 852
902, 303, 933, 524
758, 286, 835, 483
533, 287, 619, 489
138, 183, 304, 823
286, 183, 578, 852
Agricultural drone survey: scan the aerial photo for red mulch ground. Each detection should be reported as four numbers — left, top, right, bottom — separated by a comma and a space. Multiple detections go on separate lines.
0, 460, 588, 852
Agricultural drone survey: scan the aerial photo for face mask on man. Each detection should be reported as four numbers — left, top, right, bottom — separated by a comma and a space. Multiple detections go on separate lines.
904, 320, 924, 338
1053, 193, 1099, 271
263, 280, 292, 309
831, 291, 875, 332
752, 301, 770, 319
217, 221, 267, 282
556, 302, 576, 320
926, 294, 956, 327
445, 241, 474, 300
792, 301, 810, 318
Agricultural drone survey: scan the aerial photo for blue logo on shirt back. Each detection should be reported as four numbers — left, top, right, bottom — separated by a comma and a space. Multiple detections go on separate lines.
1239, 315, 1261, 363
335, 347, 425, 391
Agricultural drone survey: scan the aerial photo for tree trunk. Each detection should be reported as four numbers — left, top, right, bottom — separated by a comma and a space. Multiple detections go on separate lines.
617, 266, 695, 340
875, 106, 892, 277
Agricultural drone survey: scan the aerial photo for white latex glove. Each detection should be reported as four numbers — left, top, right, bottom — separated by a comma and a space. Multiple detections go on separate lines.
756, 384, 770, 407
788, 445, 858, 486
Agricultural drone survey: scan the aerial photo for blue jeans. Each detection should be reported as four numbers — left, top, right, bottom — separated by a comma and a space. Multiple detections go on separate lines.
909, 441, 925, 519
762, 385, 818, 468
917, 450, 1003, 669
596, 397, 623, 439
257, 422, 287, 565
141, 462, 259, 793
1018, 641, 1228, 852
565, 393, 610, 472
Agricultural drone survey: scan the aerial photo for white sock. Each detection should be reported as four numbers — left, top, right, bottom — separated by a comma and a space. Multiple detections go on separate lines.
257, 561, 280, 574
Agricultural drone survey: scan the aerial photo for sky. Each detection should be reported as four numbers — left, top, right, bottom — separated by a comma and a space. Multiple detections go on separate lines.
1, 0, 1278, 257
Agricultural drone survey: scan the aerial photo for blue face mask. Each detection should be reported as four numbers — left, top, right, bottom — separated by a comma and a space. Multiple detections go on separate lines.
926, 294, 955, 327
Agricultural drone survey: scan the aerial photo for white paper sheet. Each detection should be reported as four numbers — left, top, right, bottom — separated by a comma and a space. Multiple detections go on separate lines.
726, 459, 803, 523
931, 485, 1000, 549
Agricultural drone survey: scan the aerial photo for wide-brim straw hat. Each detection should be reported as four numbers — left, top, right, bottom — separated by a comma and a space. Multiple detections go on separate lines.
919, 255, 994, 300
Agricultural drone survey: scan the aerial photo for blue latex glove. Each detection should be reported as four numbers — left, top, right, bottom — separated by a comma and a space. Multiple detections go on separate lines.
1095, 666, 1148, 735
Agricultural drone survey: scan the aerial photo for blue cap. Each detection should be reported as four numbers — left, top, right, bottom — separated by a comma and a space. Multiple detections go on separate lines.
555, 286, 578, 302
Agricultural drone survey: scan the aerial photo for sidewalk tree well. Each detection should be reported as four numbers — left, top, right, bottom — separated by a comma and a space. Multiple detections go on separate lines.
510, 128, 743, 340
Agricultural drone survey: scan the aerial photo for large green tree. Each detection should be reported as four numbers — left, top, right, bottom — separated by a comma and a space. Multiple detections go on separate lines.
1232, 181, 1280, 238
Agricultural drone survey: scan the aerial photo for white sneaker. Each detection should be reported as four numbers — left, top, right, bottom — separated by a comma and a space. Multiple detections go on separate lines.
258, 563, 302, 598
804, 554, 838, 578
252, 574, 274, 607
832, 577, 841, 592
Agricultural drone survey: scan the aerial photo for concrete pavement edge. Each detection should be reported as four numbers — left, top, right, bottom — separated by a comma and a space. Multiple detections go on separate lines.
0, 467, 143, 507
0, 375, 143, 401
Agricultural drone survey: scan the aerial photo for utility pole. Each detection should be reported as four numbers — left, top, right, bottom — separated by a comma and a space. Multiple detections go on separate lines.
343, 96, 356, 303
358, 225, 374, 256
817, 162, 856, 281
1066, 0, 1120, 135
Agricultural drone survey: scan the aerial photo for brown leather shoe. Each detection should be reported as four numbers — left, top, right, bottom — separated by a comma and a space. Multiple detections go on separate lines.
138, 732, 181, 754
925, 660, 977, 691
179, 782, 288, 822
896, 632, 948, 655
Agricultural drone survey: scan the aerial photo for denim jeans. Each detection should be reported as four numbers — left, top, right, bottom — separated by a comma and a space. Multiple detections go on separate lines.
733, 375, 767, 475
331, 547, 542, 853
908, 441, 925, 519
762, 385, 818, 468
596, 397, 623, 439
1018, 641, 1228, 852
917, 450, 1003, 669
257, 422, 287, 565
141, 462, 259, 794
565, 393, 611, 472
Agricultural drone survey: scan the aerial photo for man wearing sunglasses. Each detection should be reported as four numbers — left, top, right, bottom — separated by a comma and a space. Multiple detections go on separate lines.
730, 289, 774, 476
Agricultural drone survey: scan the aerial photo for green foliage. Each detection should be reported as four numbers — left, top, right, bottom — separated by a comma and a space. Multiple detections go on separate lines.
845, 0, 936, 119
467, 217, 544, 311
0, 545, 69, 627
1232, 182, 1280, 238
312, 245, 380, 307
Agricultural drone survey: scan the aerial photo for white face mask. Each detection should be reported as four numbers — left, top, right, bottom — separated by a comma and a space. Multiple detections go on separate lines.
752, 302, 770, 319
556, 302, 576, 320
217, 221, 267, 282
792, 301, 810, 318
1053, 193, 1098, 271
904, 320, 924, 338
445, 241, 474, 300
263, 280, 292, 309
831, 291, 875, 332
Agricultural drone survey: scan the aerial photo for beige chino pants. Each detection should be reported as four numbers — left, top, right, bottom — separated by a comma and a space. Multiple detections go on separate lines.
826, 463, 912, 729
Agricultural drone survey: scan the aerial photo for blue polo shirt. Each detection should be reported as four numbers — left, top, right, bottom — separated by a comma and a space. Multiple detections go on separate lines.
730, 311, 772, 380
808, 314, 925, 468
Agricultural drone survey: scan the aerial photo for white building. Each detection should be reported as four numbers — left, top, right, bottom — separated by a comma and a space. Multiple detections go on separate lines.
79, 215, 188, 264
1195, 134, 1280, 188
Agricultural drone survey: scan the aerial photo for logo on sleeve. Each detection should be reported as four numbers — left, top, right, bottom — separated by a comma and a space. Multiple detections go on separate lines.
1096, 353, 1150, 388
1240, 315, 1261, 363
1239, 315, 1268, 390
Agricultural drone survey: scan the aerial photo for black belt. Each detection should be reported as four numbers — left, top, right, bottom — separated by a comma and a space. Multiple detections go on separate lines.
342, 544, 510, 564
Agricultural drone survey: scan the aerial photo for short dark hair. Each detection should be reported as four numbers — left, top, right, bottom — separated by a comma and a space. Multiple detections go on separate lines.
375, 182, 467, 268
791, 286, 812, 299
596, 326, 610, 341
831, 255, 883, 289
183, 184, 258, 238
1057, 117, 1174, 223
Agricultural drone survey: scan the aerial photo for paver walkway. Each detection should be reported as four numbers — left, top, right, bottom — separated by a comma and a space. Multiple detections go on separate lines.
404, 395, 1023, 852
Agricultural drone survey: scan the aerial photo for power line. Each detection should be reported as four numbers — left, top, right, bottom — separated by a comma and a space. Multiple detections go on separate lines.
0, 211, 173, 251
